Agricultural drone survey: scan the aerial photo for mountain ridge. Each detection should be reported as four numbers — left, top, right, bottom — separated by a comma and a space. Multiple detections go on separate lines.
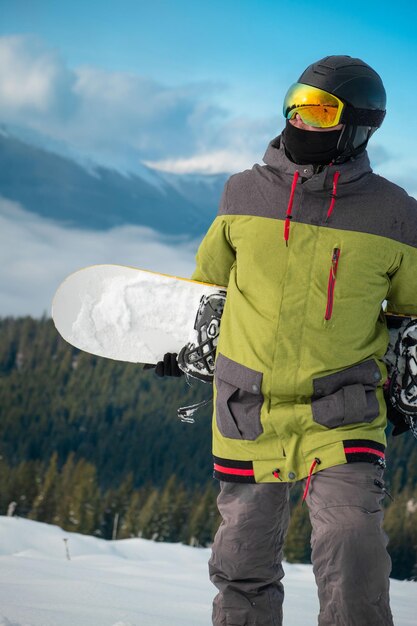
0, 128, 228, 236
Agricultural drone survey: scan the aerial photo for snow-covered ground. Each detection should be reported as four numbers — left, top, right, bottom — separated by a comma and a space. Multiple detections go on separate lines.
0, 516, 415, 626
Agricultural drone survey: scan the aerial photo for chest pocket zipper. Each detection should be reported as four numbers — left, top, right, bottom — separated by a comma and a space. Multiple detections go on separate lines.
325, 247, 341, 321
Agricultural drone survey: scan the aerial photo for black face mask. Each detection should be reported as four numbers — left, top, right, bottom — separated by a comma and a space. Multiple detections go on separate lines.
283, 120, 343, 165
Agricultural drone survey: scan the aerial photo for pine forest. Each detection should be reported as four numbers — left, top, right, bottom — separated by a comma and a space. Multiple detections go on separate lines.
1, 317, 417, 580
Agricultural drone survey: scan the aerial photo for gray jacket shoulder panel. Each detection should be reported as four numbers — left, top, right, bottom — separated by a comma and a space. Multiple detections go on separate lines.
347, 173, 417, 247
219, 165, 290, 220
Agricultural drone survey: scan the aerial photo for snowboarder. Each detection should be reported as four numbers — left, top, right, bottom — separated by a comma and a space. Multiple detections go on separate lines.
155, 56, 417, 625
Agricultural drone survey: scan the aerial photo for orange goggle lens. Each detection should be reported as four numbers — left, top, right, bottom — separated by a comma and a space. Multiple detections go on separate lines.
283, 83, 345, 128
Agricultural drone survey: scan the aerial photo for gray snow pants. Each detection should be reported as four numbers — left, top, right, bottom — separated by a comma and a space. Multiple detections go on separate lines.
209, 463, 394, 626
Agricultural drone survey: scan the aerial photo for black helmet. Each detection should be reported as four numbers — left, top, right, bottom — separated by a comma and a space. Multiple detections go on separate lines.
297, 55, 386, 161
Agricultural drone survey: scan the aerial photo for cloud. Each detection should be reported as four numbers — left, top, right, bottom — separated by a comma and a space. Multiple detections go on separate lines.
0, 35, 77, 118
0, 197, 199, 317
0, 36, 221, 168
0, 35, 276, 174
144, 149, 258, 175
145, 116, 279, 174
70, 66, 230, 160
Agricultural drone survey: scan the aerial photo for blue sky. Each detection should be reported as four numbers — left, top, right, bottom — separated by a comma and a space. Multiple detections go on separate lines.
2, 1, 417, 118
1, 0, 417, 181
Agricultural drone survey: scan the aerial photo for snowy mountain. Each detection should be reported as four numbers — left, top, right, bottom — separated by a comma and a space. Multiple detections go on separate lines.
0, 128, 228, 236
0, 516, 416, 626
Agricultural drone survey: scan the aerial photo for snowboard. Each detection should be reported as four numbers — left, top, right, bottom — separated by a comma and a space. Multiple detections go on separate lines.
52, 264, 226, 365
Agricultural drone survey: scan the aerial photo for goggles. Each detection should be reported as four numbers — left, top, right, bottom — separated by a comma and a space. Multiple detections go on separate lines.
283, 83, 345, 128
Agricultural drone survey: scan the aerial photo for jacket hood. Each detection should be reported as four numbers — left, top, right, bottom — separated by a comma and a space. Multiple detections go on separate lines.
262, 135, 372, 190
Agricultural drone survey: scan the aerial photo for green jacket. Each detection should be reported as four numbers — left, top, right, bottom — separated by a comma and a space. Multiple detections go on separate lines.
192, 135, 417, 484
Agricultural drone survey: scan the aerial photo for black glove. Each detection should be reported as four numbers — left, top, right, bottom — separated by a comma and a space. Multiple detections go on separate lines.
143, 353, 184, 378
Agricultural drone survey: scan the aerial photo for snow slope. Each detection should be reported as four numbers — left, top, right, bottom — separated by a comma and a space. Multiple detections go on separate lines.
0, 516, 415, 626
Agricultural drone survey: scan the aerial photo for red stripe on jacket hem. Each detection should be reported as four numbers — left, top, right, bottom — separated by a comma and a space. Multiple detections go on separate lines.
213, 463, 255, 476
344, 446, 385, 458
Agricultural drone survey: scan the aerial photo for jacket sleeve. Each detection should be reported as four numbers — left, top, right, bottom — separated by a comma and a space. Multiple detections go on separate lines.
191, 181, 236, 287
386, 245, 417, 315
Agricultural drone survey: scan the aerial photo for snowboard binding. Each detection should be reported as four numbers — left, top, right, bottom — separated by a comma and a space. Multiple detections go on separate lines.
385, 317, 417, 440
177, 289, 227, 382
176, 289, 226, 423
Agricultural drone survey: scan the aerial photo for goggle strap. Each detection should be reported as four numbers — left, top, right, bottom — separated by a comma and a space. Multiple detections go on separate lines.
342, 107, 386, 127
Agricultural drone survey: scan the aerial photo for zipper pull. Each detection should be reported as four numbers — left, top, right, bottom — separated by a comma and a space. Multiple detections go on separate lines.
331, 247, 340, 279
374, 479, 394, 502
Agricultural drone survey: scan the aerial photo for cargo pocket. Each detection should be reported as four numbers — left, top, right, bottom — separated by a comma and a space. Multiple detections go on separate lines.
312, 360, 381, 429
215, 353, 264, 440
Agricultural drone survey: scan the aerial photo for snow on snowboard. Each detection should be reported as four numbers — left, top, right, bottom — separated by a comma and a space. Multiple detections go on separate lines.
52, 264, 226, 366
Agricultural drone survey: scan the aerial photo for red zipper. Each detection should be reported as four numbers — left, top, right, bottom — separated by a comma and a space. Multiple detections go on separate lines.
325, 248, 341, 320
